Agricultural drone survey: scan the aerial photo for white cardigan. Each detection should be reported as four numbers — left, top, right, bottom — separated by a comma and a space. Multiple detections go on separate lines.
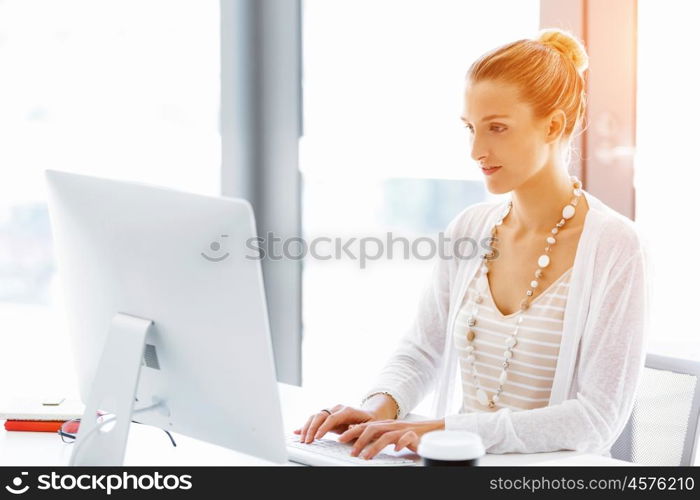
363, 189, 653, 457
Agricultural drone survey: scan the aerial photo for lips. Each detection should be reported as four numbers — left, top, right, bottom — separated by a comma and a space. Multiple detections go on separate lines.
481, 165, 501, 176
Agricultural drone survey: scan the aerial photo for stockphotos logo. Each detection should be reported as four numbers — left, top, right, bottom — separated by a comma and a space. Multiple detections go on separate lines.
5, 472, 29, 495
4, 471, 193, 495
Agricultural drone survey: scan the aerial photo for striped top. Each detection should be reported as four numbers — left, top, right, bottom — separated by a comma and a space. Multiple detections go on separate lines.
452, 265, 573, 413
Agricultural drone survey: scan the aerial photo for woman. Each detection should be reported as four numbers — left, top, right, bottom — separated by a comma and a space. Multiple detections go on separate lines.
294, 28, 651, 460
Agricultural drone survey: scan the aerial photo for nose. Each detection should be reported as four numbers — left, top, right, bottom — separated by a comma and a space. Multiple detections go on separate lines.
469, 131, 489, 165
470, 138, 488, 165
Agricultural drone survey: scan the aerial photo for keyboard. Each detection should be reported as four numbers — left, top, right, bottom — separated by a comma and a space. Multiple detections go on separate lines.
286, 435, 419, 466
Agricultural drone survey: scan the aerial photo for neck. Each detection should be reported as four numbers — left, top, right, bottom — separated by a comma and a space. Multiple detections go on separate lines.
507, 167, 575, 235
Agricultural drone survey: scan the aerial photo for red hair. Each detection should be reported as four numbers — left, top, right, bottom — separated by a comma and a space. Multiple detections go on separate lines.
466, 28, 589, 141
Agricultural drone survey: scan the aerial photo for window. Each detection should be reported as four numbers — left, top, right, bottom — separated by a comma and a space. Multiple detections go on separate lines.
300, 0, 540, 409
634, 0, 700, 361
0, 0, 220, 398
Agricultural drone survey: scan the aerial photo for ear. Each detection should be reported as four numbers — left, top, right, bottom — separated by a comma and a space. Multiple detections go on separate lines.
544, 109, 567, 143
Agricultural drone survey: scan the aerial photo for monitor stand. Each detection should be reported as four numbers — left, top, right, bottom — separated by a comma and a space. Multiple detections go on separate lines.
69, 313, 153, 466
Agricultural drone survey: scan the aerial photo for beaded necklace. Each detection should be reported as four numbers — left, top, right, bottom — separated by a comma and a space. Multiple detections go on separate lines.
462, 175, 583, 408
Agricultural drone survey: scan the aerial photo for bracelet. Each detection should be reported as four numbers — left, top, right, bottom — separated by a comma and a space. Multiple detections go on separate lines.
361, 391, 401, 420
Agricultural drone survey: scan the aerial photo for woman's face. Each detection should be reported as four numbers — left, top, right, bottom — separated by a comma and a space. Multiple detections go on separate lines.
462, 79, 559, 194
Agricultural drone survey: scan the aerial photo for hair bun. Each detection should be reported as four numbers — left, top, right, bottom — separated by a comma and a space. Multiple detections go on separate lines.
536, 28, 589, 74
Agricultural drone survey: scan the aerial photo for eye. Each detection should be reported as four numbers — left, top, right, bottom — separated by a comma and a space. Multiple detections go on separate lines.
464, 125, 474, 134
491, 125, 506, 133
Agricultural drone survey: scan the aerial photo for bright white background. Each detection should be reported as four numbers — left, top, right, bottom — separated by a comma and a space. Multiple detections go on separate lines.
634, 0, 700, 363
299, 0, 537, 410
0, 1, 696, 457
0, 0, 220, 400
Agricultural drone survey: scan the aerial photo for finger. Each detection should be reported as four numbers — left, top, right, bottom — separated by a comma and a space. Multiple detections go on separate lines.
337, 417, 395, 443
361, 431, 403, 460
343, 420, 400, 448
394, 430, 419, 451
337, 422, 368, 443
298, 405, 343, 438
394, 431, 412, 450
350, 424, 390, 457
313, 411, 345, 440
298, 415, 314, 442
304, 413, 329, 443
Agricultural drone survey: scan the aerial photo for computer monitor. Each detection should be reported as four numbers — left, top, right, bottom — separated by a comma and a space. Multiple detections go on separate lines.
45, 169, 288, 465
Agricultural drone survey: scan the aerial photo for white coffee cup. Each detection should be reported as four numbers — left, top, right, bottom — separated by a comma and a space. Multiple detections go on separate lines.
418, 430, 485, 466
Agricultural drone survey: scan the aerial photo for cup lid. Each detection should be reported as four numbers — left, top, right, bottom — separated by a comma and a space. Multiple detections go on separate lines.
418, 430, 485, 461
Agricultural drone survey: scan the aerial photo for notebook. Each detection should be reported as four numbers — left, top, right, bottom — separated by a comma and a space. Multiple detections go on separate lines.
0, 396, 85, 421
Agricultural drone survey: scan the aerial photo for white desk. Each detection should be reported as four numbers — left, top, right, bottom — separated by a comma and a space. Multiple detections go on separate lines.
0, 383, 633, 466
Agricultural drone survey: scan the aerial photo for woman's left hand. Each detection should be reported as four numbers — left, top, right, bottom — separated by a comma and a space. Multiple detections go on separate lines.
337, 418, 445, 460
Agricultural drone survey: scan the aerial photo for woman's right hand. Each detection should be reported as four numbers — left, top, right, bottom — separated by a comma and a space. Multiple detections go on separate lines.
293, 404, 379, 443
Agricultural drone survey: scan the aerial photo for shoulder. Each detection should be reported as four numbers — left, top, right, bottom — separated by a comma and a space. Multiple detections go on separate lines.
583, 192, 652, 287
585, 191, 648, 258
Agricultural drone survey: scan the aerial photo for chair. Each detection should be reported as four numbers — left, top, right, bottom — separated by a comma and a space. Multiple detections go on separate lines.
611, 353, 700, 466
